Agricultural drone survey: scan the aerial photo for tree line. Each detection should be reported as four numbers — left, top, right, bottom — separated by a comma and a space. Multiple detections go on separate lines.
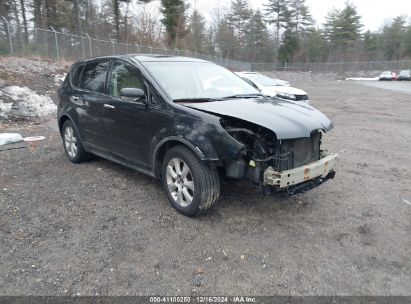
1, 0, 411, 63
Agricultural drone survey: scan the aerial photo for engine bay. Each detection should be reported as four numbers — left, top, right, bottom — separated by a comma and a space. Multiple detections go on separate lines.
220, 117, 323, 186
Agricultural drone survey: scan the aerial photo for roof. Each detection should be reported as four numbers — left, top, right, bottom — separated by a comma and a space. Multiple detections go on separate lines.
236, 71, 260, 75
74, 54, 211, 65
131, 54, 210, 63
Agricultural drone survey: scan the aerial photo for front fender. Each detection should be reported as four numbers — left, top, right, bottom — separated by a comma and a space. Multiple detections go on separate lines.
150, 110, 245, 174
153, 136, 212, 162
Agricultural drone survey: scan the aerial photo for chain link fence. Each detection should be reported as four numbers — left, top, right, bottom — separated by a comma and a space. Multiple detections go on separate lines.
1, 19, 411, 74
0, 19, 252, 71
251, 60, 411, 73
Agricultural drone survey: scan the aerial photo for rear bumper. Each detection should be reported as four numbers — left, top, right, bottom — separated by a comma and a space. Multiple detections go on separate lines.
263, 154, 338, 189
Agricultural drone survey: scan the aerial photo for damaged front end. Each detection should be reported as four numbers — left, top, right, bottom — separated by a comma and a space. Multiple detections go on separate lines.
220, 117, 337, 195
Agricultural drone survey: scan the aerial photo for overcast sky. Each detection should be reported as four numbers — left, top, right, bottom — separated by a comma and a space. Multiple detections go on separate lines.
183, 0, 411, 32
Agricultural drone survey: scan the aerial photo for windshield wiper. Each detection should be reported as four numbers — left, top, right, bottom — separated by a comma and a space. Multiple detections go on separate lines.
174, 94, 264, 103
220, 94, 264, 100
174, 97, 222, 103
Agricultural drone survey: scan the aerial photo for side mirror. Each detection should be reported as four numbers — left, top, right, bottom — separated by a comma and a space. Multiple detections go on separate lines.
120, 88, 146, 102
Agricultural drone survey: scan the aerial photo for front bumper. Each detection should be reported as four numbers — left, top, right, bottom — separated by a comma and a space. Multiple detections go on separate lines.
263, 154, 338, 189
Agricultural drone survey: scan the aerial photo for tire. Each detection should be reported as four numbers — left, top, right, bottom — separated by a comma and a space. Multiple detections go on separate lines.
62, 120, 91, 163
161, 145, 220, 217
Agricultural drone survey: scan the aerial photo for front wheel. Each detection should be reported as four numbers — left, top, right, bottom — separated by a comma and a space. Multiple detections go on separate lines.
162, 146, 220, 217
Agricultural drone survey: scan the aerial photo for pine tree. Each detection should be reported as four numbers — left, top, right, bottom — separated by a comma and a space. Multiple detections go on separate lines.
264, 0, 290, 62
405, 25, 411, 58
289, 0, 313, 34
322, 8, 339, 44
381, 16, 407, 60
306, 28, 328, 62
245, 10, 274, 62
322, 2, 362, 61
278, 29, 299, 63
335, 1, 362, 48
280, 0, 313, 63
111, 0, 129, 41
160, 0, 187, 48
216, 18, 236, 59
362, 30, 380, 60
228, 0, 251, 40
186, 10, 207, 53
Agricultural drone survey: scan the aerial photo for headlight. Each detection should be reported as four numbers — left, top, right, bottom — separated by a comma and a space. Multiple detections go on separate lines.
276, 92, 296, 100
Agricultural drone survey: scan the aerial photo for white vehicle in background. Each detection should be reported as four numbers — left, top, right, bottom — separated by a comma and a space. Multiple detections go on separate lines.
273, 78, 291, 86
236, 72, 309, 103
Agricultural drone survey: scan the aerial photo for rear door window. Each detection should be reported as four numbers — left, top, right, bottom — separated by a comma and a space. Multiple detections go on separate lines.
80, 60, 110, 93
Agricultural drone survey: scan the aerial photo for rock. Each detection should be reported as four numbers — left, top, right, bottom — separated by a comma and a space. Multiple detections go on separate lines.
277, 282, 288, 288
401, 198, 411, 206
193, 275, 203, 287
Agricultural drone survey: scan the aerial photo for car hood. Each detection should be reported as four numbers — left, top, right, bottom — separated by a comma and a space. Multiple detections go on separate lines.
185, 98, 333, 139
261, 86, 307, 97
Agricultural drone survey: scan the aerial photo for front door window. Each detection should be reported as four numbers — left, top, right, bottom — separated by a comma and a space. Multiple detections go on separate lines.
108, 62, 144, 97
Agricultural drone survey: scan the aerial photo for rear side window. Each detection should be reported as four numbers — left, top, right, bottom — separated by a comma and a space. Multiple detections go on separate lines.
71, 63, 84, 88
80, 60, 110, 93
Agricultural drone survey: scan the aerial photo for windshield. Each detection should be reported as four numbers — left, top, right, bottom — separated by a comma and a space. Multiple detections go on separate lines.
246, 74, 285, 87
399, 70, 410, 76
381, 71, 392, 75
144, 62, 260, 100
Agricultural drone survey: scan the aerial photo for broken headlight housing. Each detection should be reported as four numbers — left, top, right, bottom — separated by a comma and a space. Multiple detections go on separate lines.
276, 92, 296, 100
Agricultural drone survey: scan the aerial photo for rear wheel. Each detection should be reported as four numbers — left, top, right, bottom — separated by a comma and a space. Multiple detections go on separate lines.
62, 120, 91, 163
162, 146, 220, 217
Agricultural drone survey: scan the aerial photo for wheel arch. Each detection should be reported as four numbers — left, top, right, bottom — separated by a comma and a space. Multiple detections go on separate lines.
58, 115, 71, 135
153, 136, 219, 178
58, 114, 85, 144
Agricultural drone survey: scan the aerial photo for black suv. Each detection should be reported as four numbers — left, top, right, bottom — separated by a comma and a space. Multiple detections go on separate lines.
58, 55, 337, 217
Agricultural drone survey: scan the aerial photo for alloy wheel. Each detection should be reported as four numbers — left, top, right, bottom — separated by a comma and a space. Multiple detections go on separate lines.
166, 158, 195, 207
64, 126, 78, 159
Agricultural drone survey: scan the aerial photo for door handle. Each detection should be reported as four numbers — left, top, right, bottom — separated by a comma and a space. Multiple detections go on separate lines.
103, 104, 115, 109
71, 96, 84, 105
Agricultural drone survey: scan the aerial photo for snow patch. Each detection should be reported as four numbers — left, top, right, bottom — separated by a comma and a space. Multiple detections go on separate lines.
0, 133, 23, 146
55, 73, 67, 84
0, 96, 13, 117
345, 77, 379, 81
0, 86, 56, 118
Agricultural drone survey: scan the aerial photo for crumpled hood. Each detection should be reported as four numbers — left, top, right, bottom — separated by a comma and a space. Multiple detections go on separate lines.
261, 86, 307, 97
185, 98, 333, 139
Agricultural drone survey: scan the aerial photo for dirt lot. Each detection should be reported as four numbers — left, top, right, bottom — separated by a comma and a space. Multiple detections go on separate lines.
359, 80, 411, 95
1, 79, 410, 296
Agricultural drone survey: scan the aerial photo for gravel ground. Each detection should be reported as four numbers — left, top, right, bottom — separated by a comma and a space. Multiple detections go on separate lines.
0, 80, 410, 296
357, 80, 411, 95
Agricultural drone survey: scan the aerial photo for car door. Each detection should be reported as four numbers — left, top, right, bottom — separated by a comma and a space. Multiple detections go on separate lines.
76, 59, 111, 149
102, 60, 151, 167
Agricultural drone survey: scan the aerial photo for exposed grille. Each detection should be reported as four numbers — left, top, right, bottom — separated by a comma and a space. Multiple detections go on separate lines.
271, 132, 321, 171
295, 94, 309, 101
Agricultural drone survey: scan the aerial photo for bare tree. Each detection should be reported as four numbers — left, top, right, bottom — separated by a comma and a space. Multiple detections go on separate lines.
132, 5, 162, 46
